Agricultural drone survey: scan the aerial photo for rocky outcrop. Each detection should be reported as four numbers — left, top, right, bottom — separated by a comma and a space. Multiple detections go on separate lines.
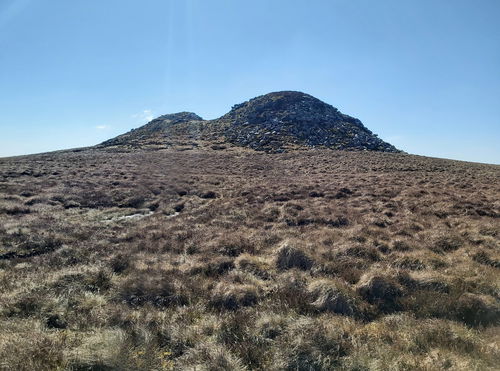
100, 91, 400, 153
219, 91, 398, 152
100, 112, 205, 147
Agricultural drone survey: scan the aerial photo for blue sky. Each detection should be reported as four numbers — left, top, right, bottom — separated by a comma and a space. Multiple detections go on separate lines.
0, 0, 499, 164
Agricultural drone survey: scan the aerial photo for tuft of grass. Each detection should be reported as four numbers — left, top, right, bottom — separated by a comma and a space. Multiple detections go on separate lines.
357, 273, 403, 313
274, 242, 313, 271
117, 273, 188, 308
307, 278, 358, 316
430, 234, 463, 253
209, 281, 260, 311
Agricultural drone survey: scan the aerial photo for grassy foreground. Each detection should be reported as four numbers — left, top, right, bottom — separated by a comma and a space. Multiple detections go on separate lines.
0, 147, 498, 370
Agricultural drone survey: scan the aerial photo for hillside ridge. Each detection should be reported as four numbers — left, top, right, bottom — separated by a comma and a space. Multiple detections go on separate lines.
100, 91, 399, 152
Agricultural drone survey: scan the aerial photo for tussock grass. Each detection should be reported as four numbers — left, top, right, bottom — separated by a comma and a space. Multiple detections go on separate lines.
0, 147, 498, 369
274, 242, 314, 271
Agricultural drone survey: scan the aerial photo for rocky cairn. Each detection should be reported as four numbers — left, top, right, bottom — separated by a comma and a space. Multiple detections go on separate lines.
101, 91, 399, 153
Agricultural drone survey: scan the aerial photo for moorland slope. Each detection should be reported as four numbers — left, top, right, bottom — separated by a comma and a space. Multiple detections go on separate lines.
0, 93, 498, 370
0, 146, 498, 370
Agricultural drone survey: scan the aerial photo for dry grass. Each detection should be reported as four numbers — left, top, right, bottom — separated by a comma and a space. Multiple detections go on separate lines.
0, 146, 498, 370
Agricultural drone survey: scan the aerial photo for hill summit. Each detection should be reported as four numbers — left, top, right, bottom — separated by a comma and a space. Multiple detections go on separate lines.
101, 91, 399, 152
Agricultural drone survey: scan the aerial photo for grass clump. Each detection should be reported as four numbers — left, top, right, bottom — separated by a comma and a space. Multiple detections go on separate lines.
307, 279, 357, 316
209, 281, 260, 311
357, 273, 403, 313
117, 273, 188, 308
271, 316, 354, 370
274, 242, 313, 271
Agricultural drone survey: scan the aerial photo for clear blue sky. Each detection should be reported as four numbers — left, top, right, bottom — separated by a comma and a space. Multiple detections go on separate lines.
1, 0, 499, 164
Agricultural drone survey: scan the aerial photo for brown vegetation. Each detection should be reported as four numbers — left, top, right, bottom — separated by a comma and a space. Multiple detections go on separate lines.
0, 146, 498, 370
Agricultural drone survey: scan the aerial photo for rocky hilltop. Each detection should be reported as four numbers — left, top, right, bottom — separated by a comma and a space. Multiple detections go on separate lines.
101, 112, 205, 148
101, 91, 399, 152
